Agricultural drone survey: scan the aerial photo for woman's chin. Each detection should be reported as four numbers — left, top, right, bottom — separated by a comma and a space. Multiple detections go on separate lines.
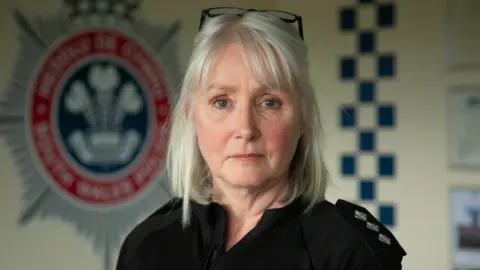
226, 179, 265, 189
218, 172, 267, 189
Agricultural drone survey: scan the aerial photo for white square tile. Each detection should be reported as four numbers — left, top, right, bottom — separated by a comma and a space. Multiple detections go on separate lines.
325, 180, 357, 203
358, 55, 376, 80
357, 5, 376, 30
375, 128, 396, 153
357, 153, 376, 178
376, 80, 397, 102
376, 180, 397, 202
334, 82, 357, 104
357, 104, 376, 129
376, 29, 396, 52
333, 132, 357, 153
340, 82, 357, 103
337, 34, 357, 56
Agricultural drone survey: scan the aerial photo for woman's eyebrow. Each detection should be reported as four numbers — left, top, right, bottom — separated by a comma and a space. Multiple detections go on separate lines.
206, 84, 272, 93
206, 84, 236, 92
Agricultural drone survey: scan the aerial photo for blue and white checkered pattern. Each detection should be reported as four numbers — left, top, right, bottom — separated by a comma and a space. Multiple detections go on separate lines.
338, 1, 397, 227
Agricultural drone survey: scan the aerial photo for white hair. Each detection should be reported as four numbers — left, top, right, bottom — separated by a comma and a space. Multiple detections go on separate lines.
165, 11, 329, 226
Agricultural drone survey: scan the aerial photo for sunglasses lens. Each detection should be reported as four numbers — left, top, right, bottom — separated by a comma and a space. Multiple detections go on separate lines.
263, 11, 297, 22
208, 7, 245, 16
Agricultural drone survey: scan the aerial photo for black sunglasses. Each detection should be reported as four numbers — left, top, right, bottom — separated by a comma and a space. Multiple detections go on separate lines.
198, 7, 304, 40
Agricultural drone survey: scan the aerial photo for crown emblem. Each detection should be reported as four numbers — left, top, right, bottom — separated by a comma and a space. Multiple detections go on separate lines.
66, 64, 143, 165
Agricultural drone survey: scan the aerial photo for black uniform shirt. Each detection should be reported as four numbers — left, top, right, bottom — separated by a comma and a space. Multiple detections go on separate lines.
116, 198, 406, 270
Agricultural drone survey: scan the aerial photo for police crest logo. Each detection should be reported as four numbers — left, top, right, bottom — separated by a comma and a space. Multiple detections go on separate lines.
0, 0, 181, 269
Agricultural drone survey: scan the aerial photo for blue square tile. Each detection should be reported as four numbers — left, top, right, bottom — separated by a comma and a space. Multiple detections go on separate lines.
340, 106, 356, 128
378, 155, 395, 177
340, 8, 356, 31
377, 4, 395, 27
378, 54, 395, 77
359, 131, 375, 152
379, 205, 395, 226
341, 57, 356, 80
377, 105, 395, 127
360, 180, 376, 200
359, 81, 375, 103
341, 155, 356, 176
359, 32, 375, 53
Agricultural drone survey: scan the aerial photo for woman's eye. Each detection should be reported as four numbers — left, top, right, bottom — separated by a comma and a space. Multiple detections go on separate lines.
261, 98, 282, 108
213, 98, 230, 108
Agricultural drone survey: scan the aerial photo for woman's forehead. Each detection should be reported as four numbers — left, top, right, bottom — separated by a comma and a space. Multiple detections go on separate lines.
199, 42, 295, 93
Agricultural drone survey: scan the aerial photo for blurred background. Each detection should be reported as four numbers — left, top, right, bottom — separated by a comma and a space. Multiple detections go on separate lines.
0, 0, 479, 269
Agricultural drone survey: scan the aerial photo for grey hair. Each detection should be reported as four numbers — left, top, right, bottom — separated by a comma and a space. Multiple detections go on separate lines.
166, 12, 329, 226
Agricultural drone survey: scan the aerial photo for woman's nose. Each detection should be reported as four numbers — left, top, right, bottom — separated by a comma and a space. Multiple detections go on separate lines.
233, 105, 260, 141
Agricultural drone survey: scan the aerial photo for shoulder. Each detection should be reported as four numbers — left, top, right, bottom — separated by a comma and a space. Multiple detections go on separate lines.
300, 199, 406, 269
116, 198, 183, 270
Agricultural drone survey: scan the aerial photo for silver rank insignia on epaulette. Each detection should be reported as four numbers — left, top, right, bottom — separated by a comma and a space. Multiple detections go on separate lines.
353, 206, 392, 246
354, 209, 368, 221
378, 233, 391, 245
366, 221, 379, 232
0, 1, 181, 269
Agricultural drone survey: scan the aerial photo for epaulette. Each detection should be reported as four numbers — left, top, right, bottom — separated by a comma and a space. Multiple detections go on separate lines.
335, 199, 407, 259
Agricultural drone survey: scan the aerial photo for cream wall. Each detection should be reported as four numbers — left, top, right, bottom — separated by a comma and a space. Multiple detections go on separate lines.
0, 0, 478, 270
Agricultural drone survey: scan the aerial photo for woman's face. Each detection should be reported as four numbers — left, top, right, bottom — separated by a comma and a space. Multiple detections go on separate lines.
193, 43, 303, 190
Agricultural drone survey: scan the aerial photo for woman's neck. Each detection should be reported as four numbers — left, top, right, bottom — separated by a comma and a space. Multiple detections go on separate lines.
212, 177, 288, 250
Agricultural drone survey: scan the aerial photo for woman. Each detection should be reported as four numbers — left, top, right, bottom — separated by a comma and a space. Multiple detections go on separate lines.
116, 8, 406, 270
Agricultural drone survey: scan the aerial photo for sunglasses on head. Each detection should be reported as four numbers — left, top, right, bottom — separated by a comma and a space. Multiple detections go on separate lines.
198, 7, 304, 40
